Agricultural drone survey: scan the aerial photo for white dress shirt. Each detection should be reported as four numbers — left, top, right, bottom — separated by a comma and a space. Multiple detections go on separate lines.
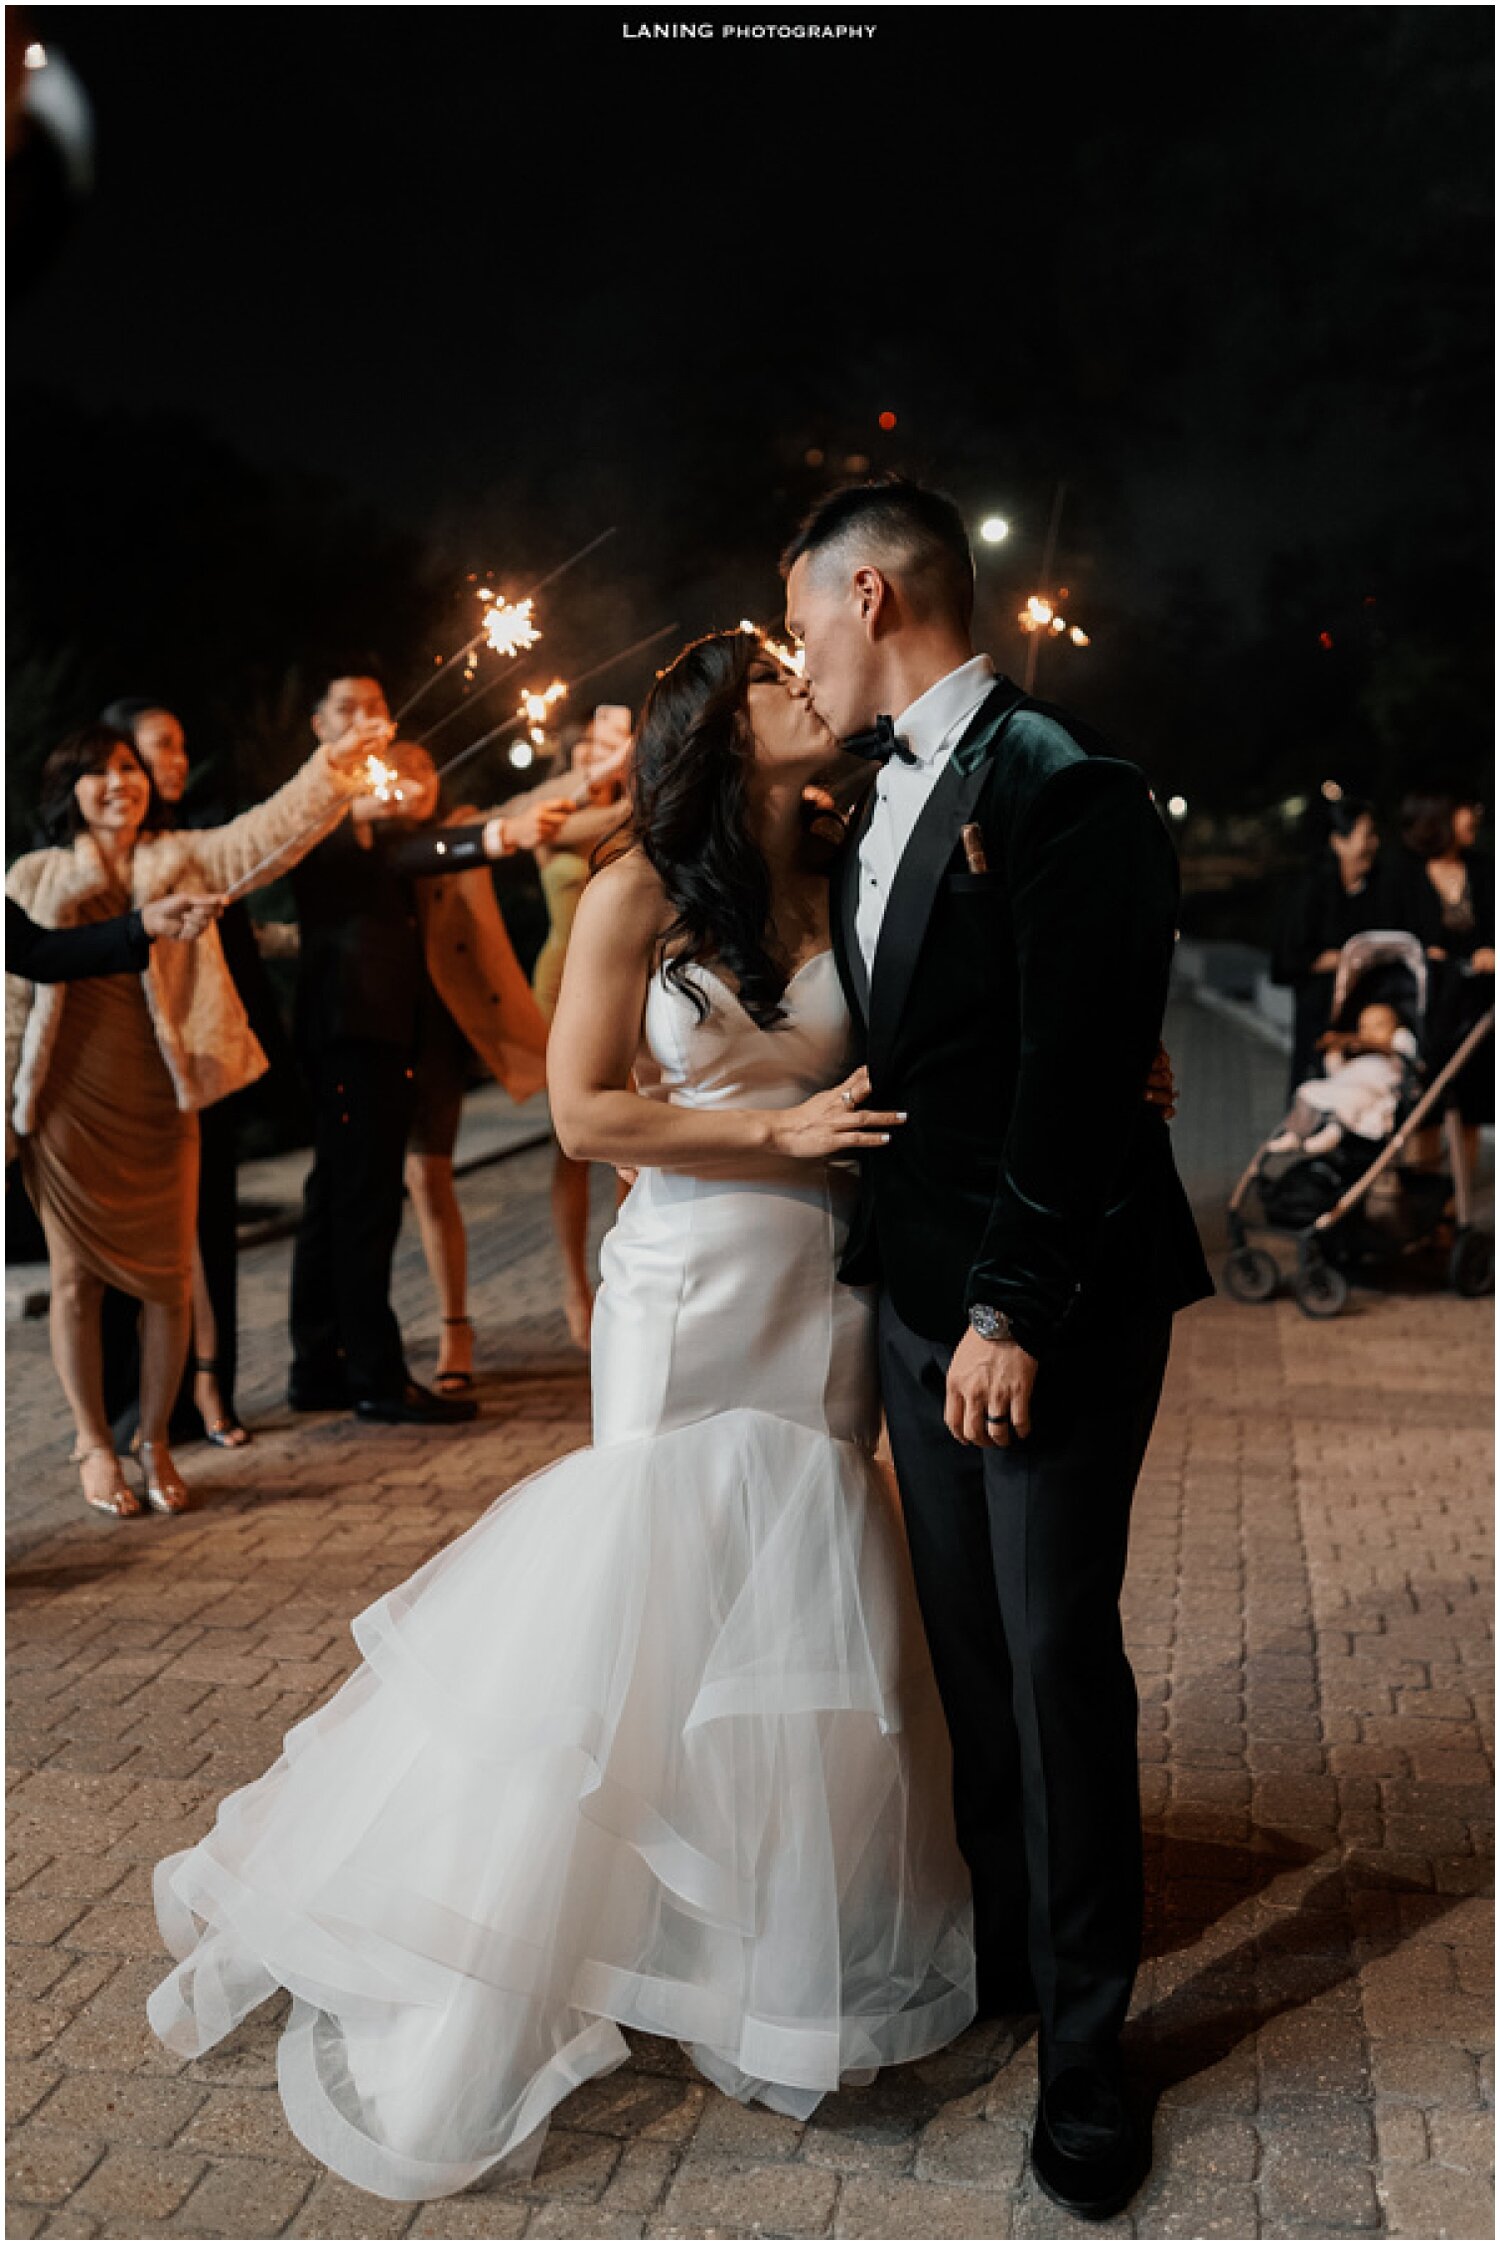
854, 654, 997, 978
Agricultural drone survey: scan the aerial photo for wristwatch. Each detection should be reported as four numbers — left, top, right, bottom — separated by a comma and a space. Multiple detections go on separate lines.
969, 1304, 1015, 1345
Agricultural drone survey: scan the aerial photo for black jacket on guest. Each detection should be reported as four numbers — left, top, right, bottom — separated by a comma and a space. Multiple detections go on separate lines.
1385, 845, 1496, 1125
5, 896, 150, 982
1384, 846, 1495, 964
831, 677, 1212, 1360
289, 823, 427, 1051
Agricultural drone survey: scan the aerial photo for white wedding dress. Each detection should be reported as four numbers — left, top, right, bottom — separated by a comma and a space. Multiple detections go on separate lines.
149, 951, 976, 2203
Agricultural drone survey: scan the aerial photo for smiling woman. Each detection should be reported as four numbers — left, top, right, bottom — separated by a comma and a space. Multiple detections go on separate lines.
5, 718, 370, 1520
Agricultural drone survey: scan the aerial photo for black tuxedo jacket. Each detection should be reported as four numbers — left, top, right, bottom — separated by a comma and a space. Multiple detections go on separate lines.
831, 676, 1212, 1357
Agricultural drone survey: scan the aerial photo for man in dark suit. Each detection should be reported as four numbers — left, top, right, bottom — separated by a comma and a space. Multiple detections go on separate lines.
286, 669, 475, 1426
783, 480, 1212, 2220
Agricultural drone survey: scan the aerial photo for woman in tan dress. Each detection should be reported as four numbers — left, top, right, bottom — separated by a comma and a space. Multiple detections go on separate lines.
6, 719, 374, 1519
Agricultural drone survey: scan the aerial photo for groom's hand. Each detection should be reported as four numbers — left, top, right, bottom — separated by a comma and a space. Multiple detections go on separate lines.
945, 1327, 1038, 1448
1145, 1042, 1177, 1121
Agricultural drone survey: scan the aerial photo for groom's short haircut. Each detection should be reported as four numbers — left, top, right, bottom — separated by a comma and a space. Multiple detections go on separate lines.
780, 476, 975, 628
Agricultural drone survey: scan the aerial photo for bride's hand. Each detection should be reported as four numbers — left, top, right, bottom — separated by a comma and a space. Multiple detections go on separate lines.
767, 1067, 906, 1160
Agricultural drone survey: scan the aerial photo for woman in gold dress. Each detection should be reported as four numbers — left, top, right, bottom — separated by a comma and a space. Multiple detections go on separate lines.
6, 719, 373, 1518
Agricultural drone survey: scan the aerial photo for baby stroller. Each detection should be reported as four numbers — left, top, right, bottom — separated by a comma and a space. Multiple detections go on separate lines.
1223, 929, 1495, 1318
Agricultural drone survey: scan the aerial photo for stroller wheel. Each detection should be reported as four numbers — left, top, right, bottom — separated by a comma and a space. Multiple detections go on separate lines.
1449, 1228, 1495, 1299
1223, 1247, 1280, 1303
1295, 1255, 1350, 1320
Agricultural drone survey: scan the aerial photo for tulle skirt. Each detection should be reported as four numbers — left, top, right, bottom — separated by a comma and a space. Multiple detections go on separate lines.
149, 1406, 976, 2202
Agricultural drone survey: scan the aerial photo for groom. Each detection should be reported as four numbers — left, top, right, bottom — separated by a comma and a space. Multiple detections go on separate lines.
783, 478, 1213, 2219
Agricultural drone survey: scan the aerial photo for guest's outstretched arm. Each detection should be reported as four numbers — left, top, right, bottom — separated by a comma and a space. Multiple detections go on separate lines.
5, 894, 222, 981
187, 725, 385, 895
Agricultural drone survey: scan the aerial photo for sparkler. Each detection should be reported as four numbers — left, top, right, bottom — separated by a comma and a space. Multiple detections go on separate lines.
519, 680, 568, 747
393, 527, 617, 724
739, 620, 806, 676
480, 595, 542, 659
218, 731, 401, 904
364, 752, 403, 803
427, 621, 678, 794
222, 622, 674, 905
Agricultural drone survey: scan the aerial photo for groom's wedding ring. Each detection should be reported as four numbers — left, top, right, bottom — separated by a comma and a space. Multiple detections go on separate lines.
985, 1412, 1009, 1424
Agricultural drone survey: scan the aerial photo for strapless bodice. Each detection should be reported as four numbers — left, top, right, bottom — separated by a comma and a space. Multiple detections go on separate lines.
633, 950, 853, 1115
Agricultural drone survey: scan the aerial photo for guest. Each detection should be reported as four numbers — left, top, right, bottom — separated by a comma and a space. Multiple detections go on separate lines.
517, 715, 634, 1349
1393, 789, 1495, 972
1270, 796, 1396, 1096
285, 672, 480, 1426
347, 740, 553, 1394
1391, 789, 1494, 1166
6, 717, 373, 1519
97, 698, 297, 1450
6, 891, 221, 979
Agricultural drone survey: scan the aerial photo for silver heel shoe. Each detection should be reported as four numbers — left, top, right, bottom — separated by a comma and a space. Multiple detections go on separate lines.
132, 1437, 192, 1515
72, 1441, 144, 1520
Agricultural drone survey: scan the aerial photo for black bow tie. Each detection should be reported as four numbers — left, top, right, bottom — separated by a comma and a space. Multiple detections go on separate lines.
841, 714, 918, 766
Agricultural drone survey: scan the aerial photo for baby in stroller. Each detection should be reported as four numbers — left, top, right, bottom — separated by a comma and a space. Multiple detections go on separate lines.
1267, 1000, 1419, 1158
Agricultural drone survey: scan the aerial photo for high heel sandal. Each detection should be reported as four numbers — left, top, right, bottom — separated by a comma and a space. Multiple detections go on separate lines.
131, 1436, 192, 1515
434, 1316, 474, 1395
72, 1442, 144, 1520
193, 1356, 251, 1448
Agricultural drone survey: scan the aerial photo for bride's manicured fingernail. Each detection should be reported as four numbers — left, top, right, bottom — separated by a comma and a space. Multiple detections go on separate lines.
878, 1132, 891, 1143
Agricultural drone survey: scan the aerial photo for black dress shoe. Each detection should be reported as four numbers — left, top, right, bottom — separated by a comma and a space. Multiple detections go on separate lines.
353, 1380, 478, 1426
1030, 2059, 1149, 2221
288, 1376, 350, 1412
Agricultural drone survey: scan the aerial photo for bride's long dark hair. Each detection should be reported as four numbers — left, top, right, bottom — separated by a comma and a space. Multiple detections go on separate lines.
628, 629, 792, 1030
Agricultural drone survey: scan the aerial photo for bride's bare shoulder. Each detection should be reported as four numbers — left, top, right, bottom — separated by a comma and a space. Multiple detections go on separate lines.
575, 847, 670, 952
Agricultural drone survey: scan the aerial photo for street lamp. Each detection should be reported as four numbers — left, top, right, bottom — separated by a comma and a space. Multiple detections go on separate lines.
979, 516, 1010, 545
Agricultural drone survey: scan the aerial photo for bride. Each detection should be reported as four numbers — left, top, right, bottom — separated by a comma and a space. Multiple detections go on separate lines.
148, 630, 978, 2203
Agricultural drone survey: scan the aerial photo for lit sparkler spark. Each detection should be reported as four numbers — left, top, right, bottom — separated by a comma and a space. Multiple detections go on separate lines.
364, 753, 403, 803
738, 620, 806, 676
519, 680, 568, 745
394, 529, 616, 726
480, 594, 543, 660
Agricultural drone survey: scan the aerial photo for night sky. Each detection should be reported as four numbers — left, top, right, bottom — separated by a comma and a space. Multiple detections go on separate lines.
7, 5, 1492, 821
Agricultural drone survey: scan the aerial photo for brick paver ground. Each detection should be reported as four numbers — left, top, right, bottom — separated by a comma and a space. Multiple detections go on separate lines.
6, 996, 1493, 2241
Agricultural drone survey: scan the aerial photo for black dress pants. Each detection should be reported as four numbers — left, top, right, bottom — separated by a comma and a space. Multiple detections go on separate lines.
878, 1294, 1172, 2073
289, 1039, 416, 1402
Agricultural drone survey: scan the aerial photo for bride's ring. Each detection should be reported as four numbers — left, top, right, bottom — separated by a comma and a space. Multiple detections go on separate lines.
841, 1089, 855, 1107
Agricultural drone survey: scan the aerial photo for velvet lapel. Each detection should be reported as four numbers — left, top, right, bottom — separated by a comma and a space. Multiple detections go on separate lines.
865, 679, 1025, 1082
832, 786, 876, 1028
